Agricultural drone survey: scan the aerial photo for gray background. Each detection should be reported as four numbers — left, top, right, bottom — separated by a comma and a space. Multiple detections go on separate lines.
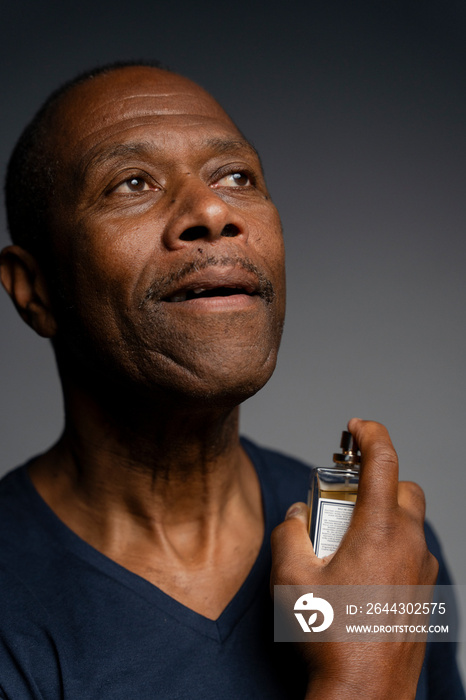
1, 0, 465, 680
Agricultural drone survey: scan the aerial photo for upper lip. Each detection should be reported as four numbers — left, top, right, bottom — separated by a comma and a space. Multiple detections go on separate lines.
161, 267, 260, 302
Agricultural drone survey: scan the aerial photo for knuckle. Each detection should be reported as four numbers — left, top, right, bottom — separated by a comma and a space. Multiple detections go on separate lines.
369, 518, 399, 543
402, 480, 426, 503
405, 480, 424, 496
367, 419, 386, 430
368, 506, 421, 544
368, 442, 398, 468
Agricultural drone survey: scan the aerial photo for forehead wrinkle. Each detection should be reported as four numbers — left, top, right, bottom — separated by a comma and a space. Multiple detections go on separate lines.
75, 91, 226, 121
76, 140, 161, 183
72, 113, 236, 155
117, 92, 215, 100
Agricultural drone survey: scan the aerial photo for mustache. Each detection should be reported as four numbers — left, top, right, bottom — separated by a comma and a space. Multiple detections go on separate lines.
140, 254, 275, 307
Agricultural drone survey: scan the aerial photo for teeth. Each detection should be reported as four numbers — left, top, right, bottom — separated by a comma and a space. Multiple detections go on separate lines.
167, 286, 247, 302
168, 288, 206, 302
169, 292, 188, 302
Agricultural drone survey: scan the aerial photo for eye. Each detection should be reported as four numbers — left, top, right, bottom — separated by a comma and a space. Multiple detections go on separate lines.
112, 176, 155, 194
214, 171, 252, 188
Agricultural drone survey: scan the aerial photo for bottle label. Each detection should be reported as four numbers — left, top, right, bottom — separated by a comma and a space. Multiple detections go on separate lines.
314, 497, 355, 557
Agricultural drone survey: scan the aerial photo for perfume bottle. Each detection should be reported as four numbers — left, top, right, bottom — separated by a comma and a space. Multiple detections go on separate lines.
308, 430, 361, 558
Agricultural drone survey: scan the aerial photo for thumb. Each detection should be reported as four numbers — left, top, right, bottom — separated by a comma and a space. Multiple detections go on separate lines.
285, 501, 310, 526
270, 502, 318, 587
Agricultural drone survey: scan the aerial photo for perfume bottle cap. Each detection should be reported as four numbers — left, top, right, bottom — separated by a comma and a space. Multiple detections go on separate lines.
333, 430, 361, 465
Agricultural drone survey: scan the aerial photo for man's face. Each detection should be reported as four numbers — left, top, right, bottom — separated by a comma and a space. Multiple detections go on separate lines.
46, 66, 286, 403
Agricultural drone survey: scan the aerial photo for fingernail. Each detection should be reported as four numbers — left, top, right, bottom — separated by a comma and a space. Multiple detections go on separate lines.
347, 417, 361, 430
285, 505, 302, 519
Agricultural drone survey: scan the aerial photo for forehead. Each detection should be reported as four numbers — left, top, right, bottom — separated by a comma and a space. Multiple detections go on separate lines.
50, 67, 243, 166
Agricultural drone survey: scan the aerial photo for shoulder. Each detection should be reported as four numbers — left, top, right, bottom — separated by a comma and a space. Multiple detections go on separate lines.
0, 464, 66, 586
0, 562, 63, 698
0, 466, 35, 552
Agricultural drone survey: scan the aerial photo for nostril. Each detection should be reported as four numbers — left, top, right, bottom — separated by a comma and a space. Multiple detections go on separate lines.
179, 224, 240, 242
221, 224, 239, 238
179, 226, 210, 242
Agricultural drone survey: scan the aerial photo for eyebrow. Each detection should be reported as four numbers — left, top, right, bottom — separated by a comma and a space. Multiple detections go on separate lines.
203, 137, 261, 159
78, 142, 157, 181
204, 137, 264, 172
78, 137, 263, 182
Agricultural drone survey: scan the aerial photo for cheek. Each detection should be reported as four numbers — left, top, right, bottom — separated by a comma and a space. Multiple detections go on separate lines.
61, 215, 152, 301
255, 209, 286, 300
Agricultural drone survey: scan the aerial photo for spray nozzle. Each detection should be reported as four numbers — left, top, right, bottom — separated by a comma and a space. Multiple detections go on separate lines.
333, 430, 361, 466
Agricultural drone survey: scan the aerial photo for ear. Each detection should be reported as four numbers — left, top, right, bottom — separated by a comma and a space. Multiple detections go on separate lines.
0, 245, 57, 338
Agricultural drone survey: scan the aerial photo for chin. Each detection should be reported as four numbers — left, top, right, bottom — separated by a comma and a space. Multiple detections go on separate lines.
157, 348, 279, 409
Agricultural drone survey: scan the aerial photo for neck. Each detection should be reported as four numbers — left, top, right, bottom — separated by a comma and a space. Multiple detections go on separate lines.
28, 376, 265, 619
29, 374, 259, 535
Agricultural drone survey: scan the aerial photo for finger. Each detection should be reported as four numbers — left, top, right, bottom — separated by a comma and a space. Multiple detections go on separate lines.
285, 501, 310, 527
348, 418, 399, 511
398, 481, 426, 525
270, 502, 318, 583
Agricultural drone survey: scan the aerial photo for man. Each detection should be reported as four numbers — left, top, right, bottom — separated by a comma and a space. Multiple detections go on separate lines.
0, 61, 463, 699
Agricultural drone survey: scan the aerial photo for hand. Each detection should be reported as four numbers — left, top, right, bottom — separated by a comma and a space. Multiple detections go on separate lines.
270, 418, 439, 700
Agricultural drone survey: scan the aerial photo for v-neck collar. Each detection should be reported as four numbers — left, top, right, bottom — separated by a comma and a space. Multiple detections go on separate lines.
19, 438, 279, 643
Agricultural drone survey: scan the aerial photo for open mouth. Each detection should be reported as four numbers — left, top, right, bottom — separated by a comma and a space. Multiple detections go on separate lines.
165, 286, 253, 303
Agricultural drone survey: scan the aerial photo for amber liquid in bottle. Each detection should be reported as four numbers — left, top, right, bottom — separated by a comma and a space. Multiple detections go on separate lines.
308, 431, 360, 558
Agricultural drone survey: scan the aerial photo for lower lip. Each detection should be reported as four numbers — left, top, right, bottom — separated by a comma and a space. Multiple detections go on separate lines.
162, 293, 260, 311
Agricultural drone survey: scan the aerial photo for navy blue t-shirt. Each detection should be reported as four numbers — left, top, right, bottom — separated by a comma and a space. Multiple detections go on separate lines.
0, 438, 463, 699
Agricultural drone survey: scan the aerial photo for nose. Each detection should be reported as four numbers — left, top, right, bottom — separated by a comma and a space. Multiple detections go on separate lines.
162, 177, 248, 250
